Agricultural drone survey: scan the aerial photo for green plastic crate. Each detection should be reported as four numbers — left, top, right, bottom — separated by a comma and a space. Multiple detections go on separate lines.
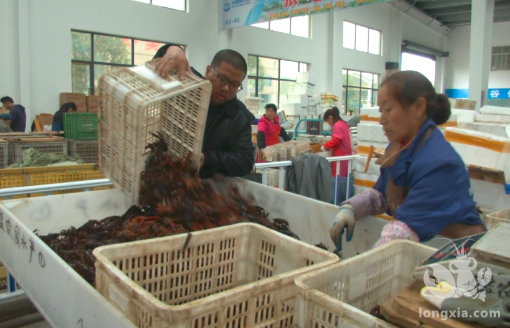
64, 113, 98, 140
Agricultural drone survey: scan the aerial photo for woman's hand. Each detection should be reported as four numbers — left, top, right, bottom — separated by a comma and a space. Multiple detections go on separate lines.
258, 148, 267, 160
321, 145, 326, 152
329, 204, 355, 250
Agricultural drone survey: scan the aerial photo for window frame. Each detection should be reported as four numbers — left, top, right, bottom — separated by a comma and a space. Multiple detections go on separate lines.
252, 15, 311, 38
491, 46, 510, 71
132, 0, 186, 12
71, 30, 182, 95
248, 55, 309, 107
342, 69, 380, 115
343, 21, 382, 56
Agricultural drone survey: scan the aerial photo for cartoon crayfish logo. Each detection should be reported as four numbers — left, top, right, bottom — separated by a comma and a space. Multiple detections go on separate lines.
423, 238, 492, 302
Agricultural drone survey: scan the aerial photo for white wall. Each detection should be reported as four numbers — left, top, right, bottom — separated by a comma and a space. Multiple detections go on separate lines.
0, 0, 21, 105
445, 21, 510, 90
0, 0, 448, 125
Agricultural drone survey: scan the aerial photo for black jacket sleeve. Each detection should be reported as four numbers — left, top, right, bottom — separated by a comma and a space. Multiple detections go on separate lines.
257, 131, 266, 149
153, 44, 185, 60
280, 128, 291, 142
201, 122, 255, 178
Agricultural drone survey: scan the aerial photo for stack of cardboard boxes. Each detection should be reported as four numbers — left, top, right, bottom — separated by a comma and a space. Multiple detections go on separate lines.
60, 93, 99, 113
280, 72, 319, 123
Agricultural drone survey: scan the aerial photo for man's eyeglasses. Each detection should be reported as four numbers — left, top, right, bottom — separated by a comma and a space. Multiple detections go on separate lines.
211, 68, 243, 92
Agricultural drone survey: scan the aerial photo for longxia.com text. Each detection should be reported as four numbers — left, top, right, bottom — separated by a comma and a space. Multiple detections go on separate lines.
419, 308, 500, 321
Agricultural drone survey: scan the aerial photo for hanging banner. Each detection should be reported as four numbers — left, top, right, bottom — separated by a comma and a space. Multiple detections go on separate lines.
221, 0, 393, 30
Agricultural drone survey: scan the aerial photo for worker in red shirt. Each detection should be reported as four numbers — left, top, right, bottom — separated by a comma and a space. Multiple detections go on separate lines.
321, 107, 353, 203
256, 103, 291, 162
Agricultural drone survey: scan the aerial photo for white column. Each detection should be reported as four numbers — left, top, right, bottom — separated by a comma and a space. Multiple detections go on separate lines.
0, 0, 21, 103
18, 0, 31, 131
388, 8, 402, 64
468, 0, 494, 112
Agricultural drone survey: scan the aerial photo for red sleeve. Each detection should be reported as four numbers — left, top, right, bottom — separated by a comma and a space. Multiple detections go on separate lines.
324, 137, 340, 150
257, 120, 267, 133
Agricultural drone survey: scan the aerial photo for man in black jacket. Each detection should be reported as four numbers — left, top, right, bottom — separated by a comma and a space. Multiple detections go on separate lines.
153, 45, 254, 179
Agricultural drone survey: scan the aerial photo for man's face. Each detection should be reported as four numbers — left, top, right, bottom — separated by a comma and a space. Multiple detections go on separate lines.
2, 101, 14, 111
205, 62, 245, 106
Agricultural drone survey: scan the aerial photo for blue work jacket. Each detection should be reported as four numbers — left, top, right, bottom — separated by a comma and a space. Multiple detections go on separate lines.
373, 118, 483, 242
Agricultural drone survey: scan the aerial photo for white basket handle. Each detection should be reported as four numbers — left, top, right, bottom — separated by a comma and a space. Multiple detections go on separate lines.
108, 283, 133, 316
127, 60, 183, 92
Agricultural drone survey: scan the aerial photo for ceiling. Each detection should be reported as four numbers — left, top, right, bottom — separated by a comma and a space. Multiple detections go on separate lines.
403, 0, 510, 28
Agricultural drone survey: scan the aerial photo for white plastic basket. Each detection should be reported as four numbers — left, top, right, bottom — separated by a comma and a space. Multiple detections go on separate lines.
240, 96, 263, 115
0, 140, 8, 168
9, 139, 69, 165
94, 223, 339, 328
295, 241, 435, 328
486, 209, 510, 230
98, 60, 212, 203
264, 168, 281, 187
69, 140, 98, 163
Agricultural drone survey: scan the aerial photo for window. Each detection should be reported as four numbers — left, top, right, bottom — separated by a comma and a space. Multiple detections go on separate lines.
491, 46, 510, 71
343, 21, 381, 55
342, 69, 380, 115
401, 51, 436, 86
252, 16, 310, 38
248, 55, 309, 109
131, 0, 186, 11
71, 31, 178, 95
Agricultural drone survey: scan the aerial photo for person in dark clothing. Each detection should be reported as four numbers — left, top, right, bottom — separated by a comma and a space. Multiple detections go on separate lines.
1, 96, 26, 132
153, 45, 255, 179
52, 102, 77, 131
256, 103, 291, 162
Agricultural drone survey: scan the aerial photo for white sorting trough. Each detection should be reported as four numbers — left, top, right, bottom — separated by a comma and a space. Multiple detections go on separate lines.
0, 179, 390, 327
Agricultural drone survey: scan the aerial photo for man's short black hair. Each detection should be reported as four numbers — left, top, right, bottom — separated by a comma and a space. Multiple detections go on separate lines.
211, 50, 247, 77
264, 103, 277, 113
1, 96, 14, 104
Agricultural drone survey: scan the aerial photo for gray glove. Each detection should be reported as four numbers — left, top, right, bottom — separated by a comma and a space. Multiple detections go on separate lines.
329, 204, 355, 252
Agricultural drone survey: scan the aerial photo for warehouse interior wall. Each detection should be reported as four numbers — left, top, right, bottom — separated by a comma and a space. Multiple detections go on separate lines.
0, 0, 448, 125
445, 21, 510, 91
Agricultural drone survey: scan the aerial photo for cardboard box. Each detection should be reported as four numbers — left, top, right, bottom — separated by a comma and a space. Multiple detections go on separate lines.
297, 71, 316, 85
280, 103, 304, 116
293, 83, 315, 96
286, 95, 308, 108
450, 98, 476, 110
60, 92, 86, 106
87, 95, 100, 111
76, 104, 87, 113
36, 114, 53, 127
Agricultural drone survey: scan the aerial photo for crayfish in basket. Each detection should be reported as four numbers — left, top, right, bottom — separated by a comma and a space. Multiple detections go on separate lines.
38, 132, 317, 286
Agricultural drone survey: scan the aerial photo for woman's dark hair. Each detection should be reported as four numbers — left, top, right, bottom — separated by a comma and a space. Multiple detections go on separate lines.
323, 107, 345, 123
54, 102, 77, 124
380, 71, 450, 125
264, 103, 277, 113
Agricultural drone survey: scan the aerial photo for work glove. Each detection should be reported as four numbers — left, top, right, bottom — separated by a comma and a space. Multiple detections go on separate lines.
321, 145, 326, 152
329, 204, 355, 253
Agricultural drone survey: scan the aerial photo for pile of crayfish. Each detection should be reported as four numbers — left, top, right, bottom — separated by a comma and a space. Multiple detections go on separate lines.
39, 133, 300, 285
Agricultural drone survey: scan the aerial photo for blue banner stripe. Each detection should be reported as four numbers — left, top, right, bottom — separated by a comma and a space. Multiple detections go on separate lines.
445, 89, 510, 100
445, 89, 469, 99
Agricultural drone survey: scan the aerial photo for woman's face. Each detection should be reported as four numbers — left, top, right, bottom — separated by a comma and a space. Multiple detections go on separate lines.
325, 116, 334, 127
378, 84, 427, 143
265, 108, 276, 121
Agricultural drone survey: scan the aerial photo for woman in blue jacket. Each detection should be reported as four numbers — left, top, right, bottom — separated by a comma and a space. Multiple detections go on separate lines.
330, 71, 485, 249
52, 102, 77, 131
